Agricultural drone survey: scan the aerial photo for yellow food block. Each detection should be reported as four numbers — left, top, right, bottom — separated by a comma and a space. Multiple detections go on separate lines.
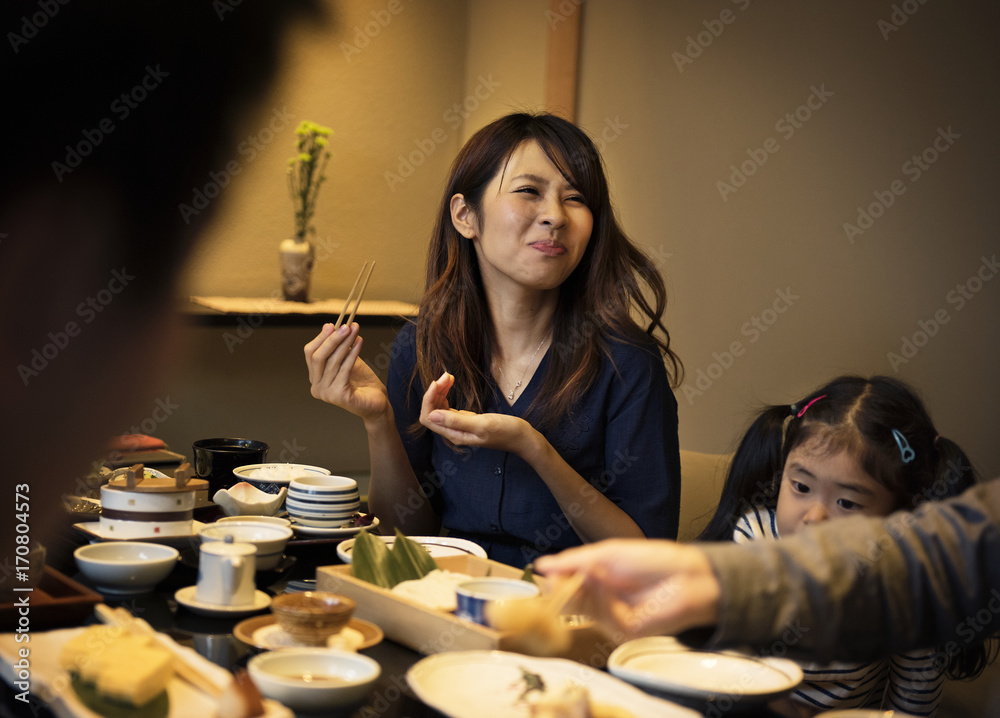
58, 625, 123, 678
96, 643, 174, 706
79, 635, 154, 683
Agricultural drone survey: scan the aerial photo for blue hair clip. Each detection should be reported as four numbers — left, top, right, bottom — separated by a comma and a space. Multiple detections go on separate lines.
892, 429, 915, 464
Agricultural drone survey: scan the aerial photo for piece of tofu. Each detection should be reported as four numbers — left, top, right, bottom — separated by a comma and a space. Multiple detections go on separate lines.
96, 642, 174, 706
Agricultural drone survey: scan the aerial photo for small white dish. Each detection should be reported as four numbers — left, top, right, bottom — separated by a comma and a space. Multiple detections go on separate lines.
174, 585, 272, 617
216, 515, 291, 528
607, 636, 802, 705
455, 578, 540, 627
289, 517, 380, 537
234, 463, 331, 495
74, 541, 178, 596
212, 482, 287, 517
197, 521, 293, 571
248, 648, 380, 712
337, 535, 487, 563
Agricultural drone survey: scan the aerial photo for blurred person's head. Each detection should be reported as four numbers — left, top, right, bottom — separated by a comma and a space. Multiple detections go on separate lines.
0, 1, 321, 547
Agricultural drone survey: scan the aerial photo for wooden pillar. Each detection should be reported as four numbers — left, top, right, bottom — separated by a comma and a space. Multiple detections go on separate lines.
544, 0, 583, 121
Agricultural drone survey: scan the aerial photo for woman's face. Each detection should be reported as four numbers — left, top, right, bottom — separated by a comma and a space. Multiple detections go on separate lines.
452, 139, 594, 294
775, 436, 897, 536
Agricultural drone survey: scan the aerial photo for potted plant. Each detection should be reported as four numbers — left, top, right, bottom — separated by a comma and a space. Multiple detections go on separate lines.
280, 120, 332, 302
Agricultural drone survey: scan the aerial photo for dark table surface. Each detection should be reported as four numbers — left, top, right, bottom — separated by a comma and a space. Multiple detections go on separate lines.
4, 507, 786, 718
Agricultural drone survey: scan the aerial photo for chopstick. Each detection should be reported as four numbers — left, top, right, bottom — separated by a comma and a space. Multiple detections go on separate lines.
546, 571, 586, 615
95, 604, 227, 698
334, 261, 376, 329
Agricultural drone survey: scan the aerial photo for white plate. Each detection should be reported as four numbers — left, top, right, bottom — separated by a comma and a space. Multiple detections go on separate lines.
174, 585, 272, 617
337, 535, 487, 563
289, 516, 380, 537
607, 636, 802, 703
74, 520, 206, 546
406, 650, 698, 718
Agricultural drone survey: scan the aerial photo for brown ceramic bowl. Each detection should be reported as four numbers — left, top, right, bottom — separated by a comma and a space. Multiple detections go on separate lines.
271, 591, 356, 645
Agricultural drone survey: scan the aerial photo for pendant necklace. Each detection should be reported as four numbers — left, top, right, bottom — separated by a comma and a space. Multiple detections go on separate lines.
496, 335, 549, 401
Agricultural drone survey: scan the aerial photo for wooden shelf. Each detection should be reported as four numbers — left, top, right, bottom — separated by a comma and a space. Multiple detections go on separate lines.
183, 296, 417, 328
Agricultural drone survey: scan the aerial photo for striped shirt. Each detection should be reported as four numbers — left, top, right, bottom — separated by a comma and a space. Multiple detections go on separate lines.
734, 505, 945, 715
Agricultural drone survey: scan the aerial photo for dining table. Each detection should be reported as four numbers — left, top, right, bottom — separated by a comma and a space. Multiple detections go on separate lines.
2, 504, 789, 718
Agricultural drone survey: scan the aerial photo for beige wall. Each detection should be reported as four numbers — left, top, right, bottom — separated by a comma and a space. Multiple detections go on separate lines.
164, 0, 1000, 485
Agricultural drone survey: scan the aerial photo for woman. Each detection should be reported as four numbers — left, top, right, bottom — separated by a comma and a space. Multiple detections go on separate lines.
304, 112, 682, 566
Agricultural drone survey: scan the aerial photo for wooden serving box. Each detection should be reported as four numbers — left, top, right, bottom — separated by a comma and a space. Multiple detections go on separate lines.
0, 567, 102, 630
317, 555, 617, 667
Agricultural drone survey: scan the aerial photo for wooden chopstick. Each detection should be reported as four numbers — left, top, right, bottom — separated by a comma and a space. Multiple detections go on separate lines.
547, 571, 586, 615
334, 261, 376, 329
345, 261, 375, 327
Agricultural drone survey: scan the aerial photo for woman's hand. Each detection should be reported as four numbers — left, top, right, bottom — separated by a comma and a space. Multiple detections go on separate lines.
535, 539, 721, 639
304, 323, 389, 422
419, 372, 536, 454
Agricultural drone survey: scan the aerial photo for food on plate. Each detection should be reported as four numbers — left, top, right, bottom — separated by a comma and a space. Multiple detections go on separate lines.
488, 596, 572, 657
390, 569, 475, 611
524, 681, 635, 718
351, 528, 438, 589
325, 625, 366, 652
217, 668, 266, 718
59, 625, 174, 707
488, 572, 584, 656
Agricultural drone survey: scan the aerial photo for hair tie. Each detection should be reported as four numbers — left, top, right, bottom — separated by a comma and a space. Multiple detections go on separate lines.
796, 394, 827, 418
892, 429, 915, 464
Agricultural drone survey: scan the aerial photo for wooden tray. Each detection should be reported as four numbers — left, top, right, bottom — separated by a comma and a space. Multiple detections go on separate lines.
0, 566, 102, 630
317, 555, 616, 666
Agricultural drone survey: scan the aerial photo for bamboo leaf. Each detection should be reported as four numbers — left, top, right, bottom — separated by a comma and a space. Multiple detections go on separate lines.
390, 528, 438, 583
350, 529, 392, 589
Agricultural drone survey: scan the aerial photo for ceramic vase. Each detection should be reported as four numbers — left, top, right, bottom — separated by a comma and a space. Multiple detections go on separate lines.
279, 237, 314, 302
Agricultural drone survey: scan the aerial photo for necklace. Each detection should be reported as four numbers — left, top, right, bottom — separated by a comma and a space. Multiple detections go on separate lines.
496, 335, 549, 401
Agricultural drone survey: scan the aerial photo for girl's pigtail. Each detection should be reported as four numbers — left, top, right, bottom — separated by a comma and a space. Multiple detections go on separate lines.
697, 404, 790, 541
927, 436, 978, 502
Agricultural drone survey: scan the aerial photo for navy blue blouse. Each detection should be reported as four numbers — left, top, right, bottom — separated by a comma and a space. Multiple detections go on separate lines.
387, 323, 680, 567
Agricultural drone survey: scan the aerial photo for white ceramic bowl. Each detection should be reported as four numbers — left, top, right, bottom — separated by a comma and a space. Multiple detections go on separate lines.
74, 541, 179, 595
198, 522, 293, 571
217, 515, 291, 528
455, 577, 540, 627
288, 475, 359, 496
247, 648, 380, 711
234, 463, 331, 495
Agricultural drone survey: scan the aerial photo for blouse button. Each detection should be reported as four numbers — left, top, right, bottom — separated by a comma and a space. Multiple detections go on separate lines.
493, 466, 502, 475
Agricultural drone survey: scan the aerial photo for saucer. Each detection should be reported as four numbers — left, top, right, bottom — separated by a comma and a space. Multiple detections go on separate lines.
289, 516, 379, 537
233, 614, 383, 651
174, 585, 272, 618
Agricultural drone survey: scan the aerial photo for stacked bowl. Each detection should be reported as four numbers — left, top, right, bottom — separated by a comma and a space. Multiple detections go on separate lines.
286, 475, 360, 528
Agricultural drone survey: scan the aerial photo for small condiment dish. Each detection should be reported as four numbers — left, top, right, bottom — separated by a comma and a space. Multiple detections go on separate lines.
74, 541, 178, 596
213, 481, 287, 517
270, 591, 356, 645
455, 577, 540, 627
247, 648, 379, 712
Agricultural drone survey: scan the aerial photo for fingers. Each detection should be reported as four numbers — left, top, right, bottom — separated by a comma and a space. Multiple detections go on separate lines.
305, 323, 361, 396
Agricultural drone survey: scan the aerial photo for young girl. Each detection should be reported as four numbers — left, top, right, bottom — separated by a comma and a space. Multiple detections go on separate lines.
699, 375, 993, 716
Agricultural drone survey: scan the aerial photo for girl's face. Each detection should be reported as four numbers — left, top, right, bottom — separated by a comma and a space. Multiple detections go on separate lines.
775, 437, 897, 536
452, 140, 594, 295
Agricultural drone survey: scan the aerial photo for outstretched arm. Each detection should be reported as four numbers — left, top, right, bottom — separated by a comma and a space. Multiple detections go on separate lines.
539, 480, 1000, 663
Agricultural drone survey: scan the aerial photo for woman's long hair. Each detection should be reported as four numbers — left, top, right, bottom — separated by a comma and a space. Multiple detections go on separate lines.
412, 113, 681, 430
698, 375, 995, 679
